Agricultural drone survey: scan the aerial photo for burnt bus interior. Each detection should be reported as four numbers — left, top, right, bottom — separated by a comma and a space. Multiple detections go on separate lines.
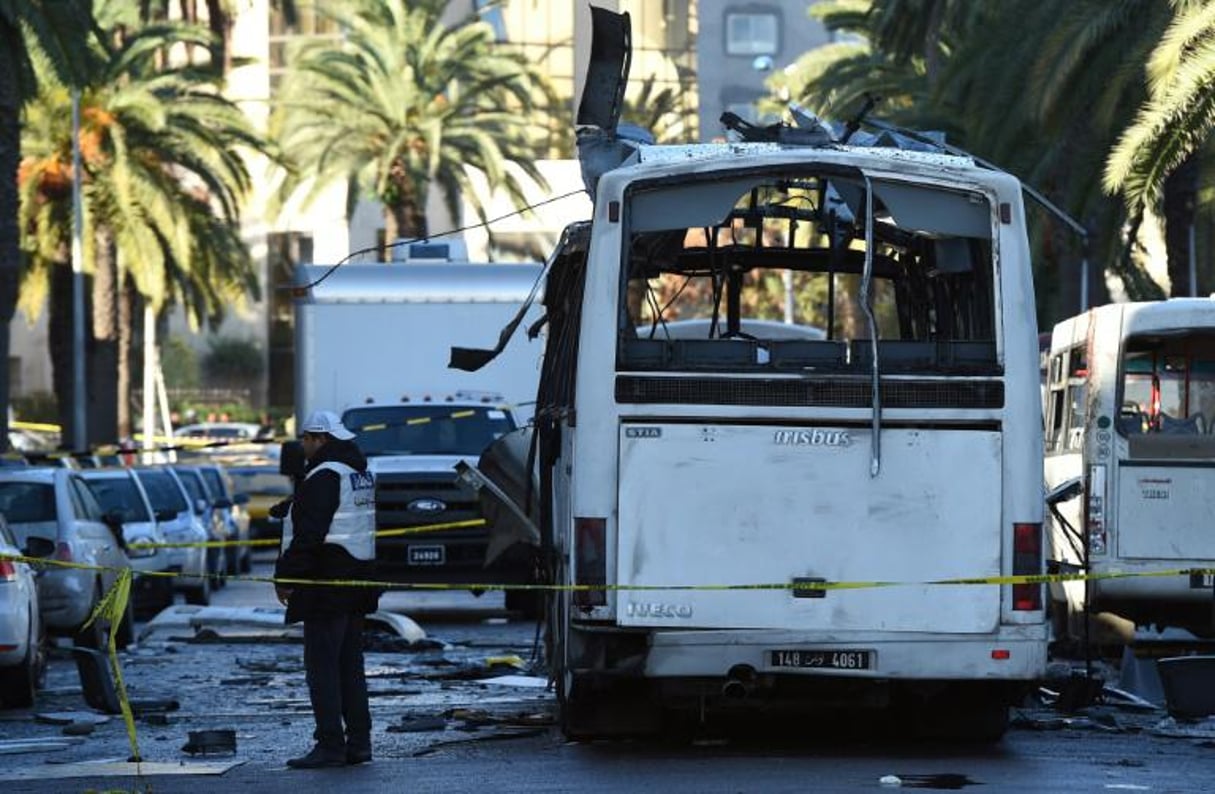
1118, 332, 1215, 439
616, 167, 1000, 377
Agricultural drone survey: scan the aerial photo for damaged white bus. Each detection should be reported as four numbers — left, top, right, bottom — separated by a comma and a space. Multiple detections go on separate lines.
1044, 299, 1215, 642
460, 8, 1047, 741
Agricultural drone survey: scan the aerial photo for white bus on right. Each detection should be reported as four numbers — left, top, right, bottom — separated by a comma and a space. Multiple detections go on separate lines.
1044, 299, 1215, 641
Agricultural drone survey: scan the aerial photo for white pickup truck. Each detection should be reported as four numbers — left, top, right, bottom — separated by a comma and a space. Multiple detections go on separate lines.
293, 254, 545, 609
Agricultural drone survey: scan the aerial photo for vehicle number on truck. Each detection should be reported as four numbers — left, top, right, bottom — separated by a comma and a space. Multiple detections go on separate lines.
769, 650, 871, 669
408, 545, 445, 565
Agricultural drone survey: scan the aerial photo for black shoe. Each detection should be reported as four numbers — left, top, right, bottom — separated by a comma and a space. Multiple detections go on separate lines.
346, 748, 372, 765
286, 746, 347, 769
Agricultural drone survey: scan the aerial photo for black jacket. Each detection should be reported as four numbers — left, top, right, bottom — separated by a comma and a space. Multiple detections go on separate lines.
274, 437, 380, 623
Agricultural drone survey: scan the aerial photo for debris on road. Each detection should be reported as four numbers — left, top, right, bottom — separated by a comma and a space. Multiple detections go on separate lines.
0, 737, 86, 755
385, 714, 448, 733
181, 728, 237, 756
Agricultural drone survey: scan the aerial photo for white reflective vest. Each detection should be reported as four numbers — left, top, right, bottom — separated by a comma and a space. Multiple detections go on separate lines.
279, 461, 376, 561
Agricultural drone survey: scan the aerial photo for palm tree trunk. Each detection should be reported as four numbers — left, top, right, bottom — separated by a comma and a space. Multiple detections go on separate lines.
117, 272, 134, 439
49, 257, 77, 448
204, 0, 232, 73
89, 228, 118, 446
0, 18, 21, 452
1163, 155, 1198, 297
386, 165, 428, 246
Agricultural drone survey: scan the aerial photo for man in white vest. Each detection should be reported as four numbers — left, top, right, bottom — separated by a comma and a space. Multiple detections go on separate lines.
276, 410, 379, 769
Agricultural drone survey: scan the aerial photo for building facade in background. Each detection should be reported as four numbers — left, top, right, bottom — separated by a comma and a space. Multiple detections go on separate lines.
8, 1, 826, 419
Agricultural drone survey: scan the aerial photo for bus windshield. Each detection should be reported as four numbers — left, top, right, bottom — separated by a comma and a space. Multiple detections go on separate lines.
342, 405, 516, 457
618, 169, 998, 375
1118, 333, 1215, 435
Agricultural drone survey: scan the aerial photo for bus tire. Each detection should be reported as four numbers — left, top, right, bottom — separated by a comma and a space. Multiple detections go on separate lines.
557, 671, 598, 742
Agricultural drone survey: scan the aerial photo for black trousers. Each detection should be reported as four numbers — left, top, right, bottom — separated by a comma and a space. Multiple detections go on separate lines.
302, 613, 371, 752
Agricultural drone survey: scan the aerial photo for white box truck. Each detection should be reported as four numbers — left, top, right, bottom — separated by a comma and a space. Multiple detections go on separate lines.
293, 252, 546, 609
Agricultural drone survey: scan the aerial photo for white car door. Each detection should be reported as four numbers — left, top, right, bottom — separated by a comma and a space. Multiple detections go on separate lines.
66, 475, 128, 591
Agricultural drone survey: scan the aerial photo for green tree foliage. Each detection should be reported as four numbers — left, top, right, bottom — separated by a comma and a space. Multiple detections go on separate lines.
0, 0, 96, 450
273, 0, 554, 248
768, 0, 1206, 325
1105, 1, 1215, 297
203, 335, 264, 386
18, 8, 270, 441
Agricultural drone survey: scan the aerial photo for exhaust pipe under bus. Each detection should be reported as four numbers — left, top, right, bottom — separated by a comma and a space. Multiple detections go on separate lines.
722, 665, 758, 700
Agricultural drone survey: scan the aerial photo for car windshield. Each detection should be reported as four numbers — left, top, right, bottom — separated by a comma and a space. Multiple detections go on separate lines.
175, 470, 207, 503
135, 470, 188, 514
199, 468, 227, 499
85, 477, 152, 523
0, 482, 56, 523
342, 405, 516, 456
228, 468, 292, 496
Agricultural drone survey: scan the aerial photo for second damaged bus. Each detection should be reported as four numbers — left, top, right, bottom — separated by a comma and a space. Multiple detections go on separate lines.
1044, 300, 1215, 641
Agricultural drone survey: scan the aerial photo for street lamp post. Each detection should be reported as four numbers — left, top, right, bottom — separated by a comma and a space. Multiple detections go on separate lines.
70, 89, 87, 451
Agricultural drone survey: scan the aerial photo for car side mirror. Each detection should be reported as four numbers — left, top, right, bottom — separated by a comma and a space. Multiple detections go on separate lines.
22, 535, 55, 559
195, 498, 209, 514
234, 493, 250, 506
102, 508, 124, 532
102, 509, 127, 549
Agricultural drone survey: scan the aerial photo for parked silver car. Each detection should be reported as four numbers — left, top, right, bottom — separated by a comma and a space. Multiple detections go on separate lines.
0, 468, 133, 649
80, 469, 175, 617
194, 463, 252, 575
170, 466, 227, 589
0, 516, 52, 708
131, 467, 211, 606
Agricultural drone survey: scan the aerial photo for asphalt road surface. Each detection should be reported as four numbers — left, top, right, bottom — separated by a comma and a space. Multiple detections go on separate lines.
1, 553, 1212, 793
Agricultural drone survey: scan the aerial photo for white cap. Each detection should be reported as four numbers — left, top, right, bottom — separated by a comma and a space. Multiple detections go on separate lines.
300, 410, 355, 441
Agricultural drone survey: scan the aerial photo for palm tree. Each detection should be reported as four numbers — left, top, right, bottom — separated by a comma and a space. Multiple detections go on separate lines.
933, 0, 1169, 312
273, 0, 553, 247
18, 16, 268, 442
1105, 1, 1215, 297
0, 0, 95, 451
771, 0, 1178, 322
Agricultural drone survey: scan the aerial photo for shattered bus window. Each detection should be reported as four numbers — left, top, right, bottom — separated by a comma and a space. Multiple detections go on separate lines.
616, 170, 998, 375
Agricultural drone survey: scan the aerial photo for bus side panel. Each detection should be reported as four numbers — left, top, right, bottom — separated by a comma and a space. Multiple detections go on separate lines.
1116, 462, 1215, 559
615, 423, 1003, 633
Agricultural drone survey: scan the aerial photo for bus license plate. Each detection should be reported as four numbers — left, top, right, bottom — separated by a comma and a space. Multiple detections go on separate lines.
1190, 572, 1214, 589
769, 650, 871, 670
408, 545, 445, 565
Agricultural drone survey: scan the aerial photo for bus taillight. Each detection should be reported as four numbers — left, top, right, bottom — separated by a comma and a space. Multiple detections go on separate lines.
573, 517, 607, 607
1012, 522, 1042, 611
1085, 464, 1107, 555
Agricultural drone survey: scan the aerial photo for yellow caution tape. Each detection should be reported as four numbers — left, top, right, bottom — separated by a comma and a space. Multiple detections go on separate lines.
80, 568, 142, 764
128, 518, 489, 552
12, 420, 62, 433
4, 552, 1215, 593
372, 518, 486, 539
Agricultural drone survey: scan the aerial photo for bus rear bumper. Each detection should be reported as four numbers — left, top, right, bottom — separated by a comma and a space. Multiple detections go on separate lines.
641, 625, 1048, 681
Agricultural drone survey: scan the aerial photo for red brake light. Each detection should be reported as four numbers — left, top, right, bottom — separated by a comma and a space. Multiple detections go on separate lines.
0, 559, 15, 580
54, 542, 73, 562
1012, 522, 1042, 611
573, 517, 607, 608
1013, 523, 1040, 555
